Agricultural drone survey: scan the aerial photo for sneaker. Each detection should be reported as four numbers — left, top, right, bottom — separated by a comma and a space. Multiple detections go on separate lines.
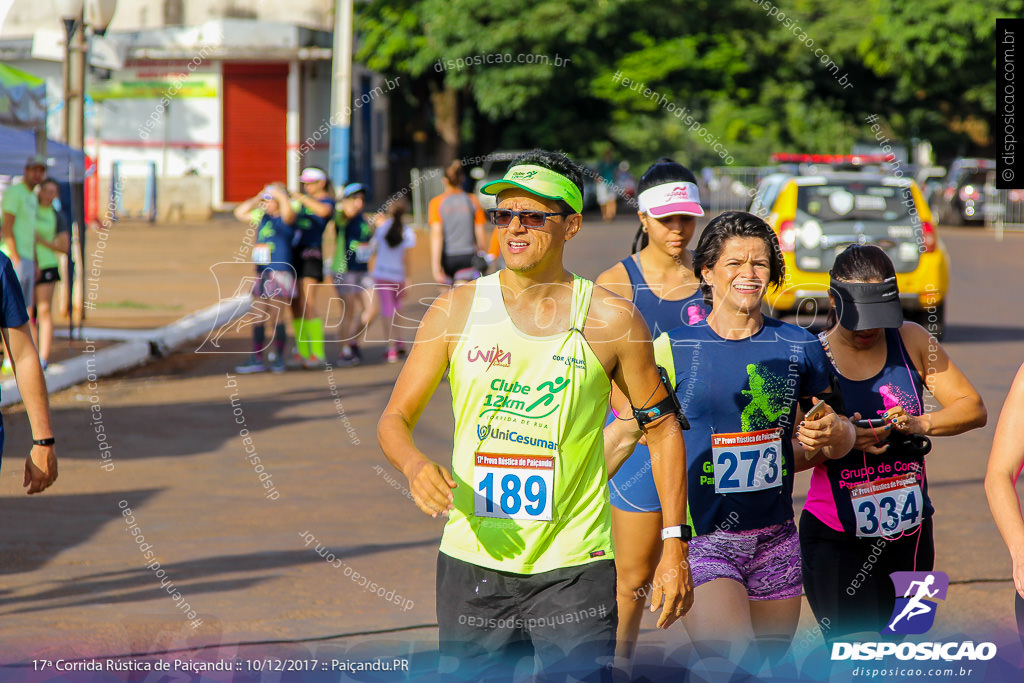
235, 354, 266, 374
286, 352, 307, 370
303, 356, 326, 370
339, 345, 361, 367
269, 355, 286, 373
385, 349, 399, 364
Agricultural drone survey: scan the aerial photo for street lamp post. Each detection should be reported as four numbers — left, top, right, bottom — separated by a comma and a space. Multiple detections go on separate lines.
55, 0, 117, 335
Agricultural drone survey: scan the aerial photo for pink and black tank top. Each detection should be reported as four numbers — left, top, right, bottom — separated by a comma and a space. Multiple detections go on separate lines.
804, 327, 932, 537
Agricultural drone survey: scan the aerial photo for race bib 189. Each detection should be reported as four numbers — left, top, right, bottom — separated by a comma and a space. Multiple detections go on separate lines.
473, 452, 554, 522
252, 244, 272, 265
711, 429, 783, 494
851, 473, 923, 538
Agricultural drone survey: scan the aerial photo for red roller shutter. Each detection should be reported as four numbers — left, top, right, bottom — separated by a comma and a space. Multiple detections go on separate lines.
222, 63, 288, 202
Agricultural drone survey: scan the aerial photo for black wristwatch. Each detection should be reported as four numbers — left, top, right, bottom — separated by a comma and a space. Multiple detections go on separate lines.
33, 437, 56, 446
661, 524, 693, 542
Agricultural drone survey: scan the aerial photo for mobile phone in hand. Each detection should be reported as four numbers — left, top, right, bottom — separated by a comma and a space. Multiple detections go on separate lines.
804, 399, 828, 421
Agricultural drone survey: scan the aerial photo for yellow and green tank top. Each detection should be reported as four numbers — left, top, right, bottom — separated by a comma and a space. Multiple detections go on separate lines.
439, 272, 613, 574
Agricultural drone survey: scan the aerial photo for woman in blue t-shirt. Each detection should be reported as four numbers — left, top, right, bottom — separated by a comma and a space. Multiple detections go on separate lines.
606, 211, 854, 671
232, 183, 297, 374
594, 158, 710, 660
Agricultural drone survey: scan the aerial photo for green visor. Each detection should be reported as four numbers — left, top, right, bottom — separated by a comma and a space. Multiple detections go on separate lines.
480, 164, 583, 214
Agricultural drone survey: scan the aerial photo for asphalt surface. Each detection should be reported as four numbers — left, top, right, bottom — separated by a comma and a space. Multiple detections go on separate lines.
0, 215, 1022, 681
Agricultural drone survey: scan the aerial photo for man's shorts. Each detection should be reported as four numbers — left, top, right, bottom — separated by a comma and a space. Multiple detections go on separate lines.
689, 520, 802, 600
436, 552, 616, 681
14, 258, 34, 310
253, 269, 295, 301
36, 267, 60, 285
293, 248, 324, 282
441, 252, 476, 279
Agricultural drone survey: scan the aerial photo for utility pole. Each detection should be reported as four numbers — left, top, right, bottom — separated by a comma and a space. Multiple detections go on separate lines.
328, 0, 352, 187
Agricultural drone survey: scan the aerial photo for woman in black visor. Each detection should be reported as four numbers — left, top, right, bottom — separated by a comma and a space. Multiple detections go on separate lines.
799, 244, 987, 642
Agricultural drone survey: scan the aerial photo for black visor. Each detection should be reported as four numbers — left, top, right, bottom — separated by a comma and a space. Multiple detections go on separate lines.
831, 278, 903, 331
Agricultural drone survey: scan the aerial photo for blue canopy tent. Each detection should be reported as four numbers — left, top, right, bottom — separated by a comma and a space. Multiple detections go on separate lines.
0, 124, 88, 338
0, 123, 86, 184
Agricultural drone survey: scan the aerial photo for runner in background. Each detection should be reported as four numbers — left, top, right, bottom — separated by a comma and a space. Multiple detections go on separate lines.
1, 156, 46, 373
332, 183, 374, 366
604, 211, 853, 673
596, 149, 618, 223
985, 361, 1024, 641
366, 199, 415, 363
594, 158, 709, 662
233, 183, 296, 374
33, 178, 69, 370
288, 167, 334, 369
429, 161, 486, 285
801, 244, 986, 641
1, 156, 46, 312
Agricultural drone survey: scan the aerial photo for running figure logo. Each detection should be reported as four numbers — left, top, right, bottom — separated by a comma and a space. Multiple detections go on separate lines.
883, 571, 949, 635
740, 364, 787, 431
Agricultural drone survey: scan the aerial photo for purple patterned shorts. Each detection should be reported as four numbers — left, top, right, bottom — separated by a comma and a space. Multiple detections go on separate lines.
689, 520, 802, 600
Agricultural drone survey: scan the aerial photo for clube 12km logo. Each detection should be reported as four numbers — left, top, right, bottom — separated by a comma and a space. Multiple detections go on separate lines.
831, 571, 997, 663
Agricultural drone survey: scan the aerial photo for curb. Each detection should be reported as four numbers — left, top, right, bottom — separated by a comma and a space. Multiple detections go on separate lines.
0, 295, 252, 408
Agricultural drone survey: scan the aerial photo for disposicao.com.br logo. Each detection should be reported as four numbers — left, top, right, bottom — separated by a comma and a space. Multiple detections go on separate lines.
831, 571, 997, 663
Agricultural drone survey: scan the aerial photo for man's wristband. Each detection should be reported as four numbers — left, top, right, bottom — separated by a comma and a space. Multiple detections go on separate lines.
661, 524, 692, 542
33, 437, 55, 446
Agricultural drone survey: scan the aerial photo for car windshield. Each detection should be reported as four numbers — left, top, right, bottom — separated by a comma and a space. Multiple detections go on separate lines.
797, 182, 913, 222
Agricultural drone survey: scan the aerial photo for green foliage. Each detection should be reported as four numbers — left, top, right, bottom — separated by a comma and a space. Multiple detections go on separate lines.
356, 0, 1002, 167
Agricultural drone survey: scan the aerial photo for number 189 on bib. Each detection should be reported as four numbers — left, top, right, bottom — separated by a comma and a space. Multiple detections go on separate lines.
473, 452, 554, 521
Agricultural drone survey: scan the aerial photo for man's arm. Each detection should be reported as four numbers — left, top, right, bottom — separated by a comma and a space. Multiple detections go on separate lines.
1, 323, 57, 494
377, 288, 462, 517
603, 299, 692, 628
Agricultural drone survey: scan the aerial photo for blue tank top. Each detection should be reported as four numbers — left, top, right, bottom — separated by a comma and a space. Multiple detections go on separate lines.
805, 327, 933, 536
620, 256, 709, 336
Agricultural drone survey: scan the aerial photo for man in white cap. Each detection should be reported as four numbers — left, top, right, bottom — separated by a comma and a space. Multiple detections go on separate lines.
1, 155, 47, 311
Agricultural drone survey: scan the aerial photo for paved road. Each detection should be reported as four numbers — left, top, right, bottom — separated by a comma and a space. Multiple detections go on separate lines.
0, 216, 1021, 679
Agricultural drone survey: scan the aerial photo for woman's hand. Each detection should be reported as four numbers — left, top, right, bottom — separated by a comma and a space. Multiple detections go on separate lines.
796, 404, 854, 459
883, 405, 931, 436
850, 412, 893, 455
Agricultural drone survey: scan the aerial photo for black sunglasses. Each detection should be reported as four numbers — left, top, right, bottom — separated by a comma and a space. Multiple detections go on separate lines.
486, 208, 572, 229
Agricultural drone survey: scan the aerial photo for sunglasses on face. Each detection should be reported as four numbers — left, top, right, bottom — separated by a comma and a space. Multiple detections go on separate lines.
486, 208, 572, 228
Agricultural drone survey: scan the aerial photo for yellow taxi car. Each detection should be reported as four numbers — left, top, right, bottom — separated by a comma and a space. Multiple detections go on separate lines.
749, 168, 950, 338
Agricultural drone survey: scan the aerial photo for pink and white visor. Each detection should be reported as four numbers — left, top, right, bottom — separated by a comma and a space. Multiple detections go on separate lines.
637, 181, 704, 218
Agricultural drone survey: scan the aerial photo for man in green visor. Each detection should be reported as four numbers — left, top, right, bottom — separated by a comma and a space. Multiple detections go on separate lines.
378, 149, 692, 680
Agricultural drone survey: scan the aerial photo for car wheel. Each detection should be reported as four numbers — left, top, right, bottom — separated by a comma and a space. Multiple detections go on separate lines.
910, 302, 945, 341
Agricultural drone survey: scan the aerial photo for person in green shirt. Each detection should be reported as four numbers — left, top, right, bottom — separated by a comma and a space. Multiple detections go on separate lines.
1, 155, 47, 311
34, 179, 69, 369
379, 150, 692, 681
